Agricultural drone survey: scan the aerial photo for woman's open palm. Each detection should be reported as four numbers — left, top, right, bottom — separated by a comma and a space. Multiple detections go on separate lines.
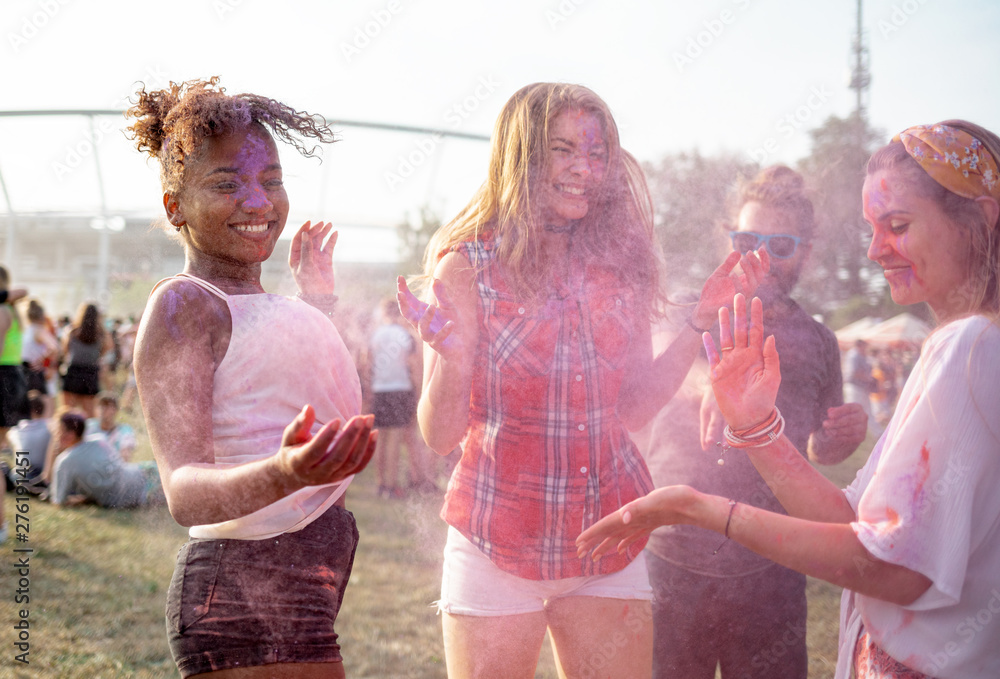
704, 294, 781, 431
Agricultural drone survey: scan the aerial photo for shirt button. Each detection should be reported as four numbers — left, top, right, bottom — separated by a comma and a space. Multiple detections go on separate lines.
577, 424, 585, 431
575, 374, 582, 382
518, 307, 525, 314
580, 466, 588, 474
616, 298, 622, 307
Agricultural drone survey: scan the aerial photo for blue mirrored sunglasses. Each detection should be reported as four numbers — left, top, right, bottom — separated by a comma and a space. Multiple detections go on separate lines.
729, 231, 802, 259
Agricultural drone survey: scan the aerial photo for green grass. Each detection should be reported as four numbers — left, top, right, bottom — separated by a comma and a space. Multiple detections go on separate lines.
1, 406, 875, 678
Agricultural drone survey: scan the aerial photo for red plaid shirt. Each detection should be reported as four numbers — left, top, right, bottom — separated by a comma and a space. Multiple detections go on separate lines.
441, 237, 654, 580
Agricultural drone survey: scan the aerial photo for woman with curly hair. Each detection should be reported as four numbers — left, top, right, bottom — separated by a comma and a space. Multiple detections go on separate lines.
60, 302, 112, 417
397, 82, 767, 678
128, 77, 376, 679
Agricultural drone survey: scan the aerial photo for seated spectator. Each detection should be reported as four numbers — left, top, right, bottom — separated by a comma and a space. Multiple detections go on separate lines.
5, 390, 50, 489
85, 391, 136, 462
49, 409, 164, 508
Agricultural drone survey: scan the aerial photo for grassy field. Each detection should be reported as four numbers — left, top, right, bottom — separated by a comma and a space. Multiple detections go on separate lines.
1, 406, 874, 678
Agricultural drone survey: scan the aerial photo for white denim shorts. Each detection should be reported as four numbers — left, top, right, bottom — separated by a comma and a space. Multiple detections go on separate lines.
437, 527, 653, 616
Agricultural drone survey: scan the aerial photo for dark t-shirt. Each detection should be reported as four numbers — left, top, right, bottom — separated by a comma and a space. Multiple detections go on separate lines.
643, 299, 843, 576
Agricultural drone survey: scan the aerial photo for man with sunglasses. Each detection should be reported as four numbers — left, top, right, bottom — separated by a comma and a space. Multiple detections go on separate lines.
641, 166, 868, 679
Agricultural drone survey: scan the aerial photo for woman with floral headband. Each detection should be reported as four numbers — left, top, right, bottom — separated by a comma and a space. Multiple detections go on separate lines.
397, 82, 767, 678
578, 119, 1000, 679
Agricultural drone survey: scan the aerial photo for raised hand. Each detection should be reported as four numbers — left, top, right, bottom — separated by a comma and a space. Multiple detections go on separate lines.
576, 485, 701, 560
703, 294, 780, 431
289, 221, 337, 294
275, 404, 377, 488
396, 275, 465, 360
809, 402, 868, 464
691, 249, 770, 328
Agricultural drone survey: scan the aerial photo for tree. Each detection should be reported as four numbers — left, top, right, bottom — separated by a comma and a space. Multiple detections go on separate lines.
644, 151, 757, 301
395, 204, 442, 277
796, 113, 885, 313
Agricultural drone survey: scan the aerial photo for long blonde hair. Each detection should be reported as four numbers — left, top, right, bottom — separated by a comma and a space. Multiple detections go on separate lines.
423, 83, 663, 316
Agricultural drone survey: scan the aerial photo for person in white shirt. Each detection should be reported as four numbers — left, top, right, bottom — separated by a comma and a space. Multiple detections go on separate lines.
578, 119, 1000, 679
85, 391, 136, 462
366, 297, 428, 498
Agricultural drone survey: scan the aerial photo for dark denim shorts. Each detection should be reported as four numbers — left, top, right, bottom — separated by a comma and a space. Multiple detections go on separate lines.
166, 504, 359, 677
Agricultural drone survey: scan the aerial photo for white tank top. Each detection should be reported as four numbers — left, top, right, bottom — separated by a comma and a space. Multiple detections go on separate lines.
159, 274, 362, 540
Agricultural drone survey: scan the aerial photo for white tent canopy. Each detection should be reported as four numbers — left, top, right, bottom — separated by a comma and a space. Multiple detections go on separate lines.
836, 313, 933, 349
835, 316, 879, 346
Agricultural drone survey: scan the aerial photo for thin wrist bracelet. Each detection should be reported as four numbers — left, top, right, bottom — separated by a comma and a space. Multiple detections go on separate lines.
713, 499, 738, 555
686, 314, 711, 334
296, 291, 338, 316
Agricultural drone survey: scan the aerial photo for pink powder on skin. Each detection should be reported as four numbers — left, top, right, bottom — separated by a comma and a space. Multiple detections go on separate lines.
864, 175, 927, 293
162, 289, 184, 341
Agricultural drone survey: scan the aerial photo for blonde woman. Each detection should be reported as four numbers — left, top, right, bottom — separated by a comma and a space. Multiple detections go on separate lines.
398, 82, 767, 678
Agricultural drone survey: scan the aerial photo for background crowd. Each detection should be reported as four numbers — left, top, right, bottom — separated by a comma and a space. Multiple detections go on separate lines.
0, 280, 449, 545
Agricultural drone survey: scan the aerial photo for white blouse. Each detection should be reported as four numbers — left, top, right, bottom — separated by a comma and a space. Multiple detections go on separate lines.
837, 315, 1000, 679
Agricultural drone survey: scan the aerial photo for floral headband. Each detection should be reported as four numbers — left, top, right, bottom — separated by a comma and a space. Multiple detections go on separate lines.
893, 124, 1000, 203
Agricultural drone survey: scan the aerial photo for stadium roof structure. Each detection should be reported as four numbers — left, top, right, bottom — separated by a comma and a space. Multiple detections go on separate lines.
0, 109, 490, 297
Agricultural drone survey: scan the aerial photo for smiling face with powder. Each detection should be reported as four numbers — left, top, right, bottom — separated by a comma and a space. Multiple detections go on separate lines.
863, 168, 975, 321
537, 109, 608, 229
164, 125, 289, 277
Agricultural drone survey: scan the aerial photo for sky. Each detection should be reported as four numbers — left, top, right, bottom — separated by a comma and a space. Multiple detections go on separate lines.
2, 0, 999, 262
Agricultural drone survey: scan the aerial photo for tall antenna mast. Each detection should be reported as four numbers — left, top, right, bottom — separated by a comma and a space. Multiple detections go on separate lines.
849, 0, 871, 120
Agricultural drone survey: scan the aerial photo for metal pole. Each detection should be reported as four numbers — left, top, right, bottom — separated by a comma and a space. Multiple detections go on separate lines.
0, 109, 492, 142
0, 160, 15, 266
90, 115, 110, 305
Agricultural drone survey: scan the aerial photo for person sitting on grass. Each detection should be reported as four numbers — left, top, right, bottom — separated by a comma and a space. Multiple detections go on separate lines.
85, 391, 136, 462
5, 390, 50, 491
48, 409, 165, 508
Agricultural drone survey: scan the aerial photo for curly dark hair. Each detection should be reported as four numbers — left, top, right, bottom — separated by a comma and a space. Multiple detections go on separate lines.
125, 76, 336, 194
